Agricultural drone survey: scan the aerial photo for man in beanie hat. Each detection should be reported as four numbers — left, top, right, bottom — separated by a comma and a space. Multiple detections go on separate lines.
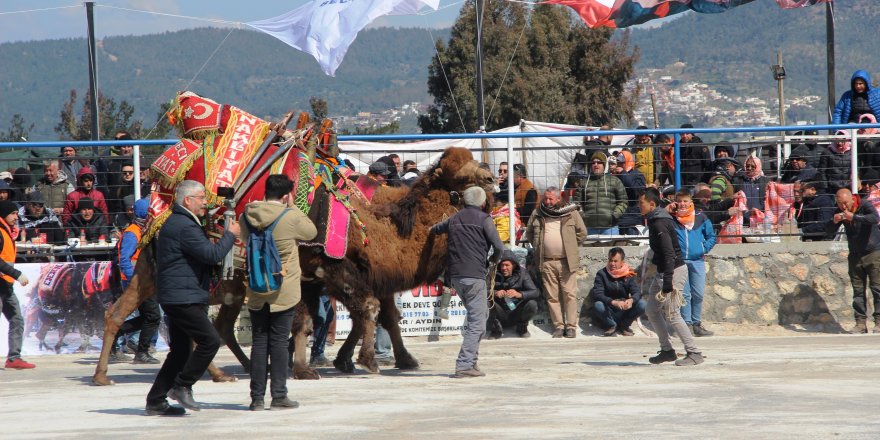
111, 197, 161, 365
0, 200, 35, 369
62, 167, 109, 225
430, 186, 504, 378
65, 197, 110, 246
573, 151, 627, 235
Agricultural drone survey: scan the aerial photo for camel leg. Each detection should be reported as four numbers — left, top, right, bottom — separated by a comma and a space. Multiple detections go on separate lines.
333, 312, 363, 374
354, 296, 381, 374
291, 297, 319, 380
213, 302, 249, 374
377, 297, 420, 370
93, 249, 155, 386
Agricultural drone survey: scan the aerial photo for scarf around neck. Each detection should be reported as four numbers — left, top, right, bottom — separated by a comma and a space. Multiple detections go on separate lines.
539, 202, 579, 218
675, 203, 696, 230
744, 156, 764, 180
606, 262, 636, 279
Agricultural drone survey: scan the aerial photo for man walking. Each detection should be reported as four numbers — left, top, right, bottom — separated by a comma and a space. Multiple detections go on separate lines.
0, 201, 34, 370
638, 187, 703, 366
430, 186, 504, 378
145, 180, 240, 416
827, 188, 880, 333
525, 187, 586, 338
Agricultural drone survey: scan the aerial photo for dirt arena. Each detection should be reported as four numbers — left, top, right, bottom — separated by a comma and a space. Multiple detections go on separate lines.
3, 329, 879, 439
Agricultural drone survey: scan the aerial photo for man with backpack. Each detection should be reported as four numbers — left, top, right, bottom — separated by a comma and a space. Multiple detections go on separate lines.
240, 175, 317, 411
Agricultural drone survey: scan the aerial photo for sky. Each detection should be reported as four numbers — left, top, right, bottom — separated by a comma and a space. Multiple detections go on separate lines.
0, 0, 464, 44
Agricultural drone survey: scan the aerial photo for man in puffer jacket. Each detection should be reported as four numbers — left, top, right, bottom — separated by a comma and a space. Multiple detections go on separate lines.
832, 70, 880, 125
819, 131, 854, 195
487, 250, 540, 339
574, 151, 627, 235
668, 190, 716, 337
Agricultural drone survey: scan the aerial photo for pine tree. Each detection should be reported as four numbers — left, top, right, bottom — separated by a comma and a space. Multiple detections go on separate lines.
419, 2, 639, 133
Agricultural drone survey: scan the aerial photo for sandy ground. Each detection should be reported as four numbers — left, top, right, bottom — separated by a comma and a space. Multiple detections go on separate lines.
2, 326, 879, 439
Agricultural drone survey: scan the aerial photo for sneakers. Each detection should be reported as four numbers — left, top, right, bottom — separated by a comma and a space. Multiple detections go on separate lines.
5, 358, 35, 369
309, 355, 332, 367
270, 397, 300, 410
851, 318, 869, 334
249, 398, 265, 411
551, 329, 564, 338
618, 327, 634, 337
602, 326, 617, 337
145, 400, 186, 416
167, 386, 201, 411
563, 328, 576, 339
674, 352, 704, 366
133, 352, 160, 364
649, 349, 677, 365
692, 323, 714, 337
453, 368, 486, 378
109, 351, 132, 363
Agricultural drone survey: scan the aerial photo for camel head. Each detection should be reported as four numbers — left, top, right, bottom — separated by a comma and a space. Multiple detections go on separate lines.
430, 147, 495, 193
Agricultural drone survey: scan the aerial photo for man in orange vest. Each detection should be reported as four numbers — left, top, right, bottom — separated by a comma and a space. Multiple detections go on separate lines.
0, 201, 35, 369
112, 197, 160, 364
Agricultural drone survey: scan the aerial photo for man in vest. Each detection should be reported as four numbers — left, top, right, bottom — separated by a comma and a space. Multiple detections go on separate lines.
112, 197, 161, 364
0, 201, 35, 369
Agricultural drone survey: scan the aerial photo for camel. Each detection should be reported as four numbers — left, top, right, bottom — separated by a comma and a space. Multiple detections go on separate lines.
93, 146, 493, 385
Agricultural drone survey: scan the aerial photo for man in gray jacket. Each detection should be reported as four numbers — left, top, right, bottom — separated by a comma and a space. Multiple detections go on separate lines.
431, 186, 504, 378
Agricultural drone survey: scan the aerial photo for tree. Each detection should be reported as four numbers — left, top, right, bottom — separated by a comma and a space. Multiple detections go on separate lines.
0, 114, 35, 142
54, 89, 144, 141
419, 2, 639, 133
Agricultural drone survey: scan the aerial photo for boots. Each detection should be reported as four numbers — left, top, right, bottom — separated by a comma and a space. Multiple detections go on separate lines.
874, 318, 880, 334
851, 318, 868, 334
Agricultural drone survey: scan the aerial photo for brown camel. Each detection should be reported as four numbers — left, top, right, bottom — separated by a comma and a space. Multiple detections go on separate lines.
93, 147, 492, 385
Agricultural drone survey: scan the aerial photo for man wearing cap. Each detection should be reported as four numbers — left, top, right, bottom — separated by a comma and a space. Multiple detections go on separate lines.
487, 249, 539, 339
0, 180, 16, 204
573, 151, 628, 236
65, 197, 110, 247
781, 145, 819, 184
794, 181, 836, 241
19, 191, 65, 246
367, 161, 392, 183
35, 160, 72, 216
430, 186, 504, 378
512, 164, 538, 220
679, 123, 712, 188
62, 167, 109, 225
0, 200, 35, 369
111, 197, 161, 364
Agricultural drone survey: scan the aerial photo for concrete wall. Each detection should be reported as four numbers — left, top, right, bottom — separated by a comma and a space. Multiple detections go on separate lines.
574, 242, 859, 331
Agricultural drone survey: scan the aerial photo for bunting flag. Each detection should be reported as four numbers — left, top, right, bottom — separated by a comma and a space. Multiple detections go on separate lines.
247, 0, 440, 76
544, 0, 831, 29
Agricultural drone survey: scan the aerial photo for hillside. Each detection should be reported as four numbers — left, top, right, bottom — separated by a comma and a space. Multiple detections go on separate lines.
0, 27, 449, 139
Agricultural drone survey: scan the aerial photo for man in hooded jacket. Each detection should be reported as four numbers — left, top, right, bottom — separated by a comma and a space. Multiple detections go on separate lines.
487, 249, 539, 339
832, 70, 880, 125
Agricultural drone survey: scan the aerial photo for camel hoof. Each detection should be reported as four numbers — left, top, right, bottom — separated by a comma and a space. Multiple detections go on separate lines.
395, 353, 420, 370
293, 368, 321, 380
212, 374, 238, 383
333, 357, 355, 374
92, 375, 115, 386
357, 357, 380, 374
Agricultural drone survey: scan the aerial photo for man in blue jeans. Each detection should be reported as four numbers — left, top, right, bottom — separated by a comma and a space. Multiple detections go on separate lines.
590, 247, 646, 336
430, 186, 504, 378
668, 190, 716, 337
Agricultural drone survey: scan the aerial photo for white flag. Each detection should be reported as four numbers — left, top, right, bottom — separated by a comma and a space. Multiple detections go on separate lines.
247, 0, 440, 77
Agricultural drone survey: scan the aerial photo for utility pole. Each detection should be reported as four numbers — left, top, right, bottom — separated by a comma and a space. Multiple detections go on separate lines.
825, 1, 835, 123
85, 2, 100, 142
474, 0, 486, 132
773, 50, 786, 126
650, 88, 660, 129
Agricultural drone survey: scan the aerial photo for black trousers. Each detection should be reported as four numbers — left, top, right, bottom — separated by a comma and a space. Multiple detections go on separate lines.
249, 303, 296, 400
146, 303, 221, 405
488, 299, 538, 332
114, 296, 161, 354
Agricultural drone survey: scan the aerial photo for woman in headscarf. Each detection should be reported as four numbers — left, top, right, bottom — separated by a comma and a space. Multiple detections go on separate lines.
737, 155, 769, 214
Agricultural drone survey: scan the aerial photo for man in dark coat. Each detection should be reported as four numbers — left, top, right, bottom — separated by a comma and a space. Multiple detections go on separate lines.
487, 250, 539, 339
679, 124, 711, 188
794, 181, 836, 241
145, 180, 240, 416
591, 247, 645, 336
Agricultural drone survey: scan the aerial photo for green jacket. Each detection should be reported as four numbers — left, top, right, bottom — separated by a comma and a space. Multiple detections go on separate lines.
574, 173, 628, 229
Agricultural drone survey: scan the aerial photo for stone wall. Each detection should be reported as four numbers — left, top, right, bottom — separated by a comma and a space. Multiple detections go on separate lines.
574, 242, 860, 331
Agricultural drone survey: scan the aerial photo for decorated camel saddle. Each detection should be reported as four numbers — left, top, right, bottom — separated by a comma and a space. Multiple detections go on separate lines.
144, 91, 380, 260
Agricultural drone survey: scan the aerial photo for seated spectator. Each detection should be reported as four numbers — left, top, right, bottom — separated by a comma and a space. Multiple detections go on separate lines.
819, 131, 853, 195
626, 125, 654, 186
794, 181, 836, 241
573, 152, 627, 235
781, 145, 820, 185
655, 134, 674, 186
108, 164, 136, 218
65, 197, 110, 244
610, 151, 646, 235
856, 114, 880, 171
367, 161, 392, 184
512, 164, 538, 220
0, 181, 16, 205
18, 191, 65, 245
487, 250, 539, 339
737, 156, 769, 214
590, 247, 645, 336
693, 183, 737, 232
669, 189, 716, 337
680, 123, 711, 188
708, 158, 739, 201
63, 167, 109, 225
713, 145, 734, 159
36, 160, 72, 216
11, 167, 32, 204
832, 70, 880, 125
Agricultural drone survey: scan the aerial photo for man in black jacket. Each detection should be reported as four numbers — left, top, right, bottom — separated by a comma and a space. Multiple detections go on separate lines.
487, 250, 539, 339
679, 124, 711, 188
794, 181, 836, 241
827, 188, 880, 334
145, 180, 240, 416
431, 186, 504, 378
591, 247, 645, 336
639, 188, 703, 366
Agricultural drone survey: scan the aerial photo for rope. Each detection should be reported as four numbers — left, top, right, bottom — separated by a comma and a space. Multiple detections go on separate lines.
424, 17, 467, 133
94, 4, 242, 25
656, 288, 684, 321
0, 5, 79, 16
485, 11, 528, 127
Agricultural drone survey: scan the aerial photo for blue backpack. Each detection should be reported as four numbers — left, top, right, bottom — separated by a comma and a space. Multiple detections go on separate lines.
245, 209, 289, 293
